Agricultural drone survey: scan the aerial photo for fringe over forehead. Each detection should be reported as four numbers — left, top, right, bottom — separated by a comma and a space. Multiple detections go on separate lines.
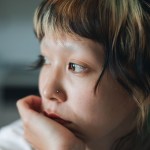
34, 0, 103, 41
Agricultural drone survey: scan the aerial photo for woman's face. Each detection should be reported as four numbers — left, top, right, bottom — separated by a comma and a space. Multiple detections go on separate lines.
39, 32, 137, 146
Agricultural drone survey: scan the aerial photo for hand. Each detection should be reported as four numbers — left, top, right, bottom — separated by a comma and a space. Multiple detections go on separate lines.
17, 95, 85, 150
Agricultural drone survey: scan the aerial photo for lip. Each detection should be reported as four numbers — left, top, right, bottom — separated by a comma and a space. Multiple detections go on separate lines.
43, 111, 72, 125
43, 111, 83, 139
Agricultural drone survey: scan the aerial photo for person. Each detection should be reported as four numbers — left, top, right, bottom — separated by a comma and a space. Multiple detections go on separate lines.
0, 0, 150, 149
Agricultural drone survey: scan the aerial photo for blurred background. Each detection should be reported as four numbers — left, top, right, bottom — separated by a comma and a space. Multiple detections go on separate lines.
0, 0, 41, 127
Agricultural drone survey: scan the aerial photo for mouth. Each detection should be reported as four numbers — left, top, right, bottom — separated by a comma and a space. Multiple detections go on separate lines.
43, 111, 72, 126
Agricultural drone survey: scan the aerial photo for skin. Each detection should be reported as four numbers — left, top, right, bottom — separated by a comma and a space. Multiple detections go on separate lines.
17, 33, 137, 150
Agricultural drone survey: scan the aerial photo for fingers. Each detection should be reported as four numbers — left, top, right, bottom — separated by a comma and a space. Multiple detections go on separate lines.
16, 95, 42, 123
16, 95, 58, 129
16, 96, 85, 150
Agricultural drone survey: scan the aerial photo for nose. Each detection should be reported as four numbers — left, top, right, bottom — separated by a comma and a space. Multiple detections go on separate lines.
41, 69, 67, 103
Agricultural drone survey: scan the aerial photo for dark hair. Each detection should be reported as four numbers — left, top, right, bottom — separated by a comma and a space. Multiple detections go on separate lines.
33, 0, 150, 149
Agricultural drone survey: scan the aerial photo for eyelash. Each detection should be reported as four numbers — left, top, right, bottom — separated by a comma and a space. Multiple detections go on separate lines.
31, 55, 45, 69
31, 55, 87, 73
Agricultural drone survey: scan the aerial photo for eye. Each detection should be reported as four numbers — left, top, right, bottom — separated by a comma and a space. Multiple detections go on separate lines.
68, 63, 87, 73
30, 55, 50, 69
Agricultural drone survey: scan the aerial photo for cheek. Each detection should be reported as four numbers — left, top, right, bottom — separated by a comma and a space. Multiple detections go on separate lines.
68, 72, 137, 131
68, 84, 101, 121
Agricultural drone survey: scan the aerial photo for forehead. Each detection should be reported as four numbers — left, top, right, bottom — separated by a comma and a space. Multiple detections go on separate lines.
41, 32, 104, 55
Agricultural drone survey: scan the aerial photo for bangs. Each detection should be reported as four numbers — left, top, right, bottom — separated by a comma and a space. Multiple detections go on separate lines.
34, 0, 102, 41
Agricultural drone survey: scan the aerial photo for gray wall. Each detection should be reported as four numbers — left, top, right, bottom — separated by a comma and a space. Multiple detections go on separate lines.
0, 0, 42, 127
0, 0, 41, 66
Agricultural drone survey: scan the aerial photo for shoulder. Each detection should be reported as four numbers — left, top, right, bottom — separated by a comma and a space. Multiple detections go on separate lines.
0, 120, 33, 150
